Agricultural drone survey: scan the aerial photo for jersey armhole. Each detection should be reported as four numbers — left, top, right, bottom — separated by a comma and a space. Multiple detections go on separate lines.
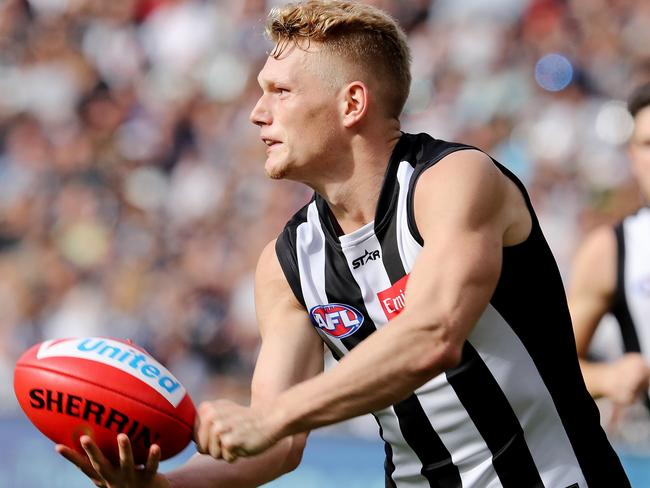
406, 147, 539, 247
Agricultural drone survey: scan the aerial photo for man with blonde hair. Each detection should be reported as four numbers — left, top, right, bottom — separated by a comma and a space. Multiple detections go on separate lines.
59, 1, 630, 487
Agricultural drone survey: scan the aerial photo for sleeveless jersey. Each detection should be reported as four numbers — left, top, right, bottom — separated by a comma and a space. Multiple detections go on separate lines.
275, 132, 629, 488
612, 207, 650, 412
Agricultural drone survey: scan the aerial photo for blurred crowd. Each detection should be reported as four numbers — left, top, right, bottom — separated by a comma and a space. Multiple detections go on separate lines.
1, 0, 649, 414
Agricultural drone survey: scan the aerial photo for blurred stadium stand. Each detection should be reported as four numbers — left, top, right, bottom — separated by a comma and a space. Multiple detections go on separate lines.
1, 0, 650, 485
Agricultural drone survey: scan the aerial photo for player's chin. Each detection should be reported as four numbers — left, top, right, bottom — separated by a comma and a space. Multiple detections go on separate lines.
265, 161, 288, 180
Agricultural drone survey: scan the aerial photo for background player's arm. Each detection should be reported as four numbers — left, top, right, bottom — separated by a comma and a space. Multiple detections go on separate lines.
255, 150, 530, 440
568, 226, 650, 405
165, 239, 324, 487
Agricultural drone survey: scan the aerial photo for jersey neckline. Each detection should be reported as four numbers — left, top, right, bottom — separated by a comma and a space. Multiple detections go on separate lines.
314, 132, 412, 249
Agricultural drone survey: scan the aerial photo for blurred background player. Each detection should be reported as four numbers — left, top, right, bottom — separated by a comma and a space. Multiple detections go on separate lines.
568, 81, 650, 442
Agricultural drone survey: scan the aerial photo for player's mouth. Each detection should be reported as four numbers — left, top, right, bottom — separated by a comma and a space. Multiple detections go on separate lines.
262, 137, 282, 154
262, 137, 282, 149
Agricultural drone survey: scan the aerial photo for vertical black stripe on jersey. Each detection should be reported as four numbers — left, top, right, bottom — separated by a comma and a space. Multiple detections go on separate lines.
275, 204, 310, 308
393, 397, 462, 488
373, 415, 398, 488
374, 134, 411, 230
319, 336, 343, 362
612, 223, 642, 353
374, 148, 414, 284
376, 209, 408, 284
323, 243, 377, 350
611, 223, 650, 413
446, 343, 544, 487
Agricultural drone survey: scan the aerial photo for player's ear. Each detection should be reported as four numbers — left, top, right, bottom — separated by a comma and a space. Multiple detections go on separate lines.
341, 81, 369, 128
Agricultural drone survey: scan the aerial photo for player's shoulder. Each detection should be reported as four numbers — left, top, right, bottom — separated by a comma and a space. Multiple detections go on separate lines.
405, 134, 501, 203
421, 148, 496, 177
402, 131, 500, 187
257, 238, 282, 280
255, 238, 296, 302
576, 225, 617, 260
413, 147, 532, 243
624, 205, 650, 227
255, 237, 306, 315
415, 148, 507, 206
571, 225, 617, 287
399, 132, 477, 169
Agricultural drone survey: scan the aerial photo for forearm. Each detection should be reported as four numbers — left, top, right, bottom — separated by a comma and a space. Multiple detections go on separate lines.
164, 435, 304, 488
578, 353, 650, 404
270, 311, 453, 437
578, 358, 612, 399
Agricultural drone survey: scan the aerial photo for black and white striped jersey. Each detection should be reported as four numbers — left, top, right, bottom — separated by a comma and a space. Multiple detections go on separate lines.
612, 207, 650, 412
275, 132, 629, 488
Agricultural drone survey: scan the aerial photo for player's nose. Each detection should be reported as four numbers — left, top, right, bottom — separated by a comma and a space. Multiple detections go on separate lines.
250, 96, 271, 127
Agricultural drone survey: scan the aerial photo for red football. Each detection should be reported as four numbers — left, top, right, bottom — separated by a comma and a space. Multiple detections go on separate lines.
13, 337, 196, 465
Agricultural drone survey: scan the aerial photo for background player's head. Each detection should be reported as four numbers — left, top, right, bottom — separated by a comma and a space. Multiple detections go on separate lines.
627, 82, 650, 201
250, 0, 411, 181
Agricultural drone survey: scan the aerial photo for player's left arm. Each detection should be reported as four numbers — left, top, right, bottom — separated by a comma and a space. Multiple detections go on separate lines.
257, 149, 532, 439
568, 226, 650, 404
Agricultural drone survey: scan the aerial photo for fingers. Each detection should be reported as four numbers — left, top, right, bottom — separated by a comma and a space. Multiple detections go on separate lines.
208, 420, 226, 459
195, 402, 212, 455
196, 401, 226, 458
220, 437, 240, 464
220, 432, 246, 463
196, 401, 235, 461
144, 444, 161, 479
56, 444, 102, 482
117, 433, 134, 473
222, 450, 237, 463
59, 435, 160, 487
194, 400, 267, 463
81, 435, 114, 483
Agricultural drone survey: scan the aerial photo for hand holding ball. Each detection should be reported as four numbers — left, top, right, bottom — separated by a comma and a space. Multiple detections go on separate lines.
13, 337, 196, 465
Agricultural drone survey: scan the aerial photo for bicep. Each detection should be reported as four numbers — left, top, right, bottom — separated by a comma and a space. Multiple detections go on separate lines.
405, 151, 519, 346
567, 227, 617, 355
250, 240, 324, 407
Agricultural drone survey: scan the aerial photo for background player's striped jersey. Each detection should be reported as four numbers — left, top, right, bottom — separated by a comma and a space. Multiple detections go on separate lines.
610, 207, 650, 414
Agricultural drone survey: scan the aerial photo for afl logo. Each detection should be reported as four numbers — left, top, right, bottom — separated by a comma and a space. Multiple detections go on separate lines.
309, 303, 364, 339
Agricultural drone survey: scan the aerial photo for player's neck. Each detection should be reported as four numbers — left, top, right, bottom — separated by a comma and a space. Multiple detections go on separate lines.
314, 129, 401, 235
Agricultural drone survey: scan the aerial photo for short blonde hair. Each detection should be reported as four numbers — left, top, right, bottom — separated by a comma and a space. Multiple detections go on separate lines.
266, 0, 412, 119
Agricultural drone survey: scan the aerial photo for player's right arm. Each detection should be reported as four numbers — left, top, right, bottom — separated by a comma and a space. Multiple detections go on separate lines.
164, 238, 324, 487
568, 225, 650, 405
57, 239, 324, 488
